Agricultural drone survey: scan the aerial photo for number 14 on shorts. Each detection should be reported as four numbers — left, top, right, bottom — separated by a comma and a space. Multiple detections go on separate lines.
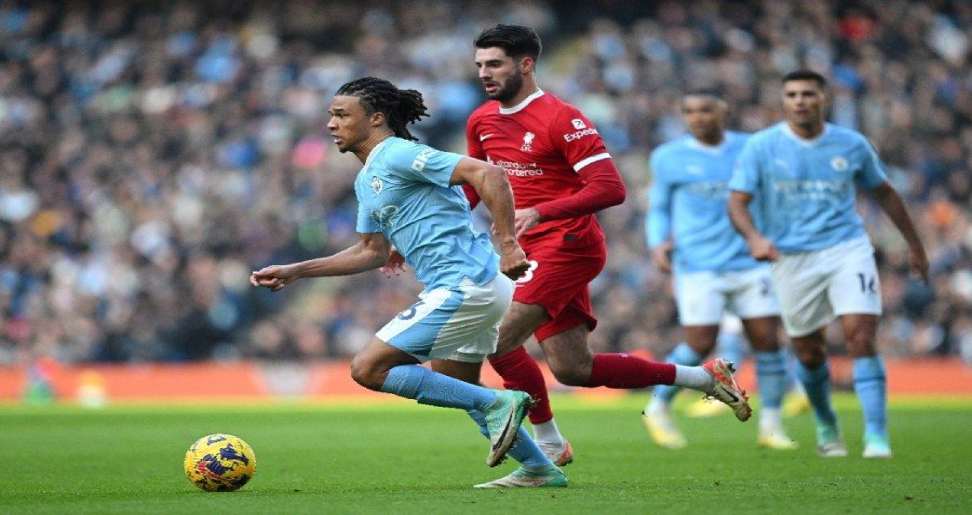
856, 272, 877, 294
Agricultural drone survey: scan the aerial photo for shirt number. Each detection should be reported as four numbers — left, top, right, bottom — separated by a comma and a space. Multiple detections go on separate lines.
515, 260, 540, 284
856, 273, 877, 294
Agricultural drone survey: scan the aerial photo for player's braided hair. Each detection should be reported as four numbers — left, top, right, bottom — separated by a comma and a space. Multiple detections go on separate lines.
336, 77, 429, 141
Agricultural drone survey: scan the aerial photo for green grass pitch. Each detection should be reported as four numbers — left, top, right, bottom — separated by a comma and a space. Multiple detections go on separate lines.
1, 394, 970, 514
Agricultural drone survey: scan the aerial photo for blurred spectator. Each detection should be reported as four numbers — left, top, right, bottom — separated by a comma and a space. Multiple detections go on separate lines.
0, 0, 969, 364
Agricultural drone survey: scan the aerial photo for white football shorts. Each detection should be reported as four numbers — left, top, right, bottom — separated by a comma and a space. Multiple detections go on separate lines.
674, 265, 781, 326
771, 236, 882, 337
377, 274, 513, 363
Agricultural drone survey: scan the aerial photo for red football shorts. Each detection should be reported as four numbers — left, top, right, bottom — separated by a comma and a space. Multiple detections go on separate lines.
513, 239, 607, 342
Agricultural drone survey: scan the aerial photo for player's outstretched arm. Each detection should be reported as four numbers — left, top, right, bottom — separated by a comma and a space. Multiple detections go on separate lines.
647, 162, 674, 273
250, 233, 391, 291
870, 182, 929, 281
450, 157, 529, 280
727, 191, 779, 262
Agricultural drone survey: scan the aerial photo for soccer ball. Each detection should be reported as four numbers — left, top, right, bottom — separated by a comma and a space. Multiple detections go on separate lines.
184, 433, 256, 492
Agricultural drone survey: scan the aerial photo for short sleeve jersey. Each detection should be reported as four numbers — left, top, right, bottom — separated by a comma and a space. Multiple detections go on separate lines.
466, 90, 612, 249
354, 137, 498, 289
728, 123, 888, 252
647, 131, 761, 273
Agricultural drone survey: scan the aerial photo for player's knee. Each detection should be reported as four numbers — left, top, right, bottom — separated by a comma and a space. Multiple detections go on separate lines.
748, 334, 780, 352
686, 339, 717, 356
794, 345, 826, 368
745, 328, 779, 351
845, 330, 876, 357
349, 355, 383, 391
495, 304, 547, 355
493, 333, 524, 356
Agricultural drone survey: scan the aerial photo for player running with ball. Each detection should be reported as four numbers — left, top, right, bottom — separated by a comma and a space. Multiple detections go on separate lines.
251, 77, 565, 487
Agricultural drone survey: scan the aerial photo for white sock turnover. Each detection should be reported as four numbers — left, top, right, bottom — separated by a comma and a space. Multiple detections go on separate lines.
673, 365, 713, 391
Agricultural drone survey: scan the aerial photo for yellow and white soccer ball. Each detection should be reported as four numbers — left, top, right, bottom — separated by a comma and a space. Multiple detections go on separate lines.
184, 434, 256, 492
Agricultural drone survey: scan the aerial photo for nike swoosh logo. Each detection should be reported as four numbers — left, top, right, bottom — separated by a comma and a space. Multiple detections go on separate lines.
492, 408, 514, 451
480, 133, 494, 141
721, 387, 739, 403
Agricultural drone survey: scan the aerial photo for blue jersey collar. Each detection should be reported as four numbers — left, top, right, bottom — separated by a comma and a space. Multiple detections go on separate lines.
363, 136, 395, 170
781, 123, 829, 147
686, 134, 730, 155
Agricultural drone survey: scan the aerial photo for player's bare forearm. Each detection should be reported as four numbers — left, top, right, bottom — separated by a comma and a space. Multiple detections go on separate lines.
871, 182, 929, 279
728, 191, 779, 261
300, 235, 389, 277
251, 236, 389, 291
448, 157, 528, 278
450, 158, 517, 244
476, 166, 519, 245
650, 241, 673, 273
727, 191, 760, 241
871, 183, 924, 250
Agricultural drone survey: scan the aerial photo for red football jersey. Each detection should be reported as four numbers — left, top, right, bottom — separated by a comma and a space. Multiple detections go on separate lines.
466, 90, 612, 249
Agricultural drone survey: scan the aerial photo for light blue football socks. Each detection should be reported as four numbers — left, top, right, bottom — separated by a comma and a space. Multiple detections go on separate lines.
717, 331, 748, 373
382, 366, 551, 470
795, 360, 838, 429
755, 350, 786, 410
381, 365, 497, 411
853, 356, 888, 439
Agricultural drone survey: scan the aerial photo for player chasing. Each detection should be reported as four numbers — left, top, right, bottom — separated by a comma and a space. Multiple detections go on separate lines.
463, 25, 753, 474
250, 77, 567, 487
728, 70, 929, 458
643, 91, 796, 450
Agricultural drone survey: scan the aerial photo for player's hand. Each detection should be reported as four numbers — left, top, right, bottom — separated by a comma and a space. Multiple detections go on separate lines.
651, 241, 673, 273
514, 208, 541, 238
747, 235, 780, 262
380, 249, 407, 278
250, 264, 300, 291
498, 240, 530, 280
909, 244, 929, 283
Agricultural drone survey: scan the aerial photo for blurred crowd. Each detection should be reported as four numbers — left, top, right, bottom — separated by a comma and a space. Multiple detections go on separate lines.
1, 0, 970, 365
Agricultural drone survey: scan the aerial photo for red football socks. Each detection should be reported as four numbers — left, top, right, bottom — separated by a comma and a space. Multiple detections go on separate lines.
488, 346, 554, 424
587, 353, 676, 388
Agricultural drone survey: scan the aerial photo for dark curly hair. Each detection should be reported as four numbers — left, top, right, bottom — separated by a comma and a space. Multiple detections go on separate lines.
336, 77, 429, 141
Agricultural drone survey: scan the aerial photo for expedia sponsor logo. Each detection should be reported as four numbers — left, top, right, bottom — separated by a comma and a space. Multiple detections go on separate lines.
563, 127, 599, 142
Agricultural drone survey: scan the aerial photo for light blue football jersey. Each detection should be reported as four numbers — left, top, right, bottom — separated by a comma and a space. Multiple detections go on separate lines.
729, 123, 887, 252
647, 131, 761, 273
354, 137, 498, 290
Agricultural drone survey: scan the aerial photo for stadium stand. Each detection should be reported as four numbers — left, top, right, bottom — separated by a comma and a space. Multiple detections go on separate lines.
0, 0, 969, 366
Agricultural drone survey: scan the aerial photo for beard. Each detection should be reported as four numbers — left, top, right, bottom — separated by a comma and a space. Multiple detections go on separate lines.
488, 70, 524, 103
